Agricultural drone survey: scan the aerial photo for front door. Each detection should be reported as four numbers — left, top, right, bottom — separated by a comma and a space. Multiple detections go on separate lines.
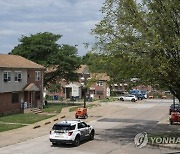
24, 91, 36, 108
66, 88, 72, 98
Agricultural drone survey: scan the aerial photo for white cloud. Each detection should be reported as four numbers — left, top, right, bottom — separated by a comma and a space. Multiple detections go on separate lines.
0, 29, 17, 35
0, 0, 105, 55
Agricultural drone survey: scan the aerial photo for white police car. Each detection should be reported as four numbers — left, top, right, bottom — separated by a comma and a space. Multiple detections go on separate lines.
49, 120, 95, 146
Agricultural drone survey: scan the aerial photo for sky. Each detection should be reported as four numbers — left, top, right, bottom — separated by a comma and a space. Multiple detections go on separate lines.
0, 0, 105, 56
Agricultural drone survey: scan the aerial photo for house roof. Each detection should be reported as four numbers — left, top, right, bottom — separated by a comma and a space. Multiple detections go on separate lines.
46, 65, 58, 73
76, 65, 90, 74
46, 64, 89, 74
23, 83, 40, 91
90, 73, 110, 81
64, 82, 82, 88
0, 54, 45, 69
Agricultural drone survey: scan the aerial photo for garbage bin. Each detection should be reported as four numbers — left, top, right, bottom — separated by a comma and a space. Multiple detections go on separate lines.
54, 95, 58, 100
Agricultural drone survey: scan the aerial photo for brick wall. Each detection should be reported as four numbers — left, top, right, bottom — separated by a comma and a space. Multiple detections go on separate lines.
91, 81, 107, 98
27, 69, 44, 107
0, 92, 22, 116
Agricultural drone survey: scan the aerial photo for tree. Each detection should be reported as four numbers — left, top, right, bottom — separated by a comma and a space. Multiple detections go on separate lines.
10, 32, 81, 85
92, 0, 180, 101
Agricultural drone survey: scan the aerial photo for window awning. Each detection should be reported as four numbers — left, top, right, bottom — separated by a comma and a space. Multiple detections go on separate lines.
23, 83, 40, 91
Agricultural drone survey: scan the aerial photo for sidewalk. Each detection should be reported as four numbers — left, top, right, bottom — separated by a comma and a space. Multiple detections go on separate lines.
0, 102, 124, 148
0, 106, 71, 148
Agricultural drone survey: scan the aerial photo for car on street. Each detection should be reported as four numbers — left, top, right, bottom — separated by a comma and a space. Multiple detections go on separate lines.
49, 120, 95, 146
118, 95, 137, 102
129, 89, 147, 100
136, 93, 144, 100
169, 103, 180, 115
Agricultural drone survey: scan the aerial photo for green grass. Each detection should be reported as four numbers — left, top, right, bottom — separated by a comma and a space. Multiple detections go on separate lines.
0, 123, 23, 132
99, 97, 117, 102
69, 106, 80, 112
69, 104, 98, 112
43, 103, 79, 113
0, 113, 53, 124
43, 104, 63, 113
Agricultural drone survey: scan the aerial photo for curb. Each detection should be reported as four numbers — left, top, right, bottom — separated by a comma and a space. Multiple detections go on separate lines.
33, 125, 41, 129
32, 115, 66, 129
148, 143, 180, 150
60, 115, 65, 118
44, 121, 51, 125
53, 118, 58, 121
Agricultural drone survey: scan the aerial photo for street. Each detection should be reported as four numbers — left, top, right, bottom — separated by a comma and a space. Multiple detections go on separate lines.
0, 99, 180, 154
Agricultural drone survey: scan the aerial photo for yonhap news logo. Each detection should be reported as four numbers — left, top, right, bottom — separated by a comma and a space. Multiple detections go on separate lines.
134, 132, 180, 148
134, 132, 148, 148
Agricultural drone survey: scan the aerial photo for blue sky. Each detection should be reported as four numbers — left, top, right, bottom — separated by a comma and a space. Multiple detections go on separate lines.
0, 0, 105, 56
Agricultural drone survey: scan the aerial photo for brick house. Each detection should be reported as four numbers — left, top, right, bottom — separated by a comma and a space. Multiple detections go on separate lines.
46, 65, 90, 100
46, 65, 110, 100
89, 73, 110, 99
0, 55, 45, 115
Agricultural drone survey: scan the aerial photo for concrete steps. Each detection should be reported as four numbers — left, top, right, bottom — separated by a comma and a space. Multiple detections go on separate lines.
31, 108, 43, 114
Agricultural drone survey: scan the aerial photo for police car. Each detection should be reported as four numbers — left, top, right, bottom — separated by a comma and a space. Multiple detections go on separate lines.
49, 120, 95, 146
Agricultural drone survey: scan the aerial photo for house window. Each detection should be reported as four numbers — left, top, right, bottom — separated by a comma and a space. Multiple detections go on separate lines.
4, 71, 11, 82
12, 92, 19, 103
15, 71, 22, 82
97, 81, 103, 86
35, 91, 40, 100
96, 91, 103, 95
35, 71, 41, 81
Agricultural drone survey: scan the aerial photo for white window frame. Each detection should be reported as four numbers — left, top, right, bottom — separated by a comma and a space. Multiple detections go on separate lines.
96, 81, 103, 86
4, 71, 11, 82
35, 71, 41, 81
14, 71, 22, 82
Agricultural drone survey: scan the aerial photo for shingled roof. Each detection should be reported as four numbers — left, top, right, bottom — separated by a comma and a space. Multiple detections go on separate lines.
76, 65, 90, 74
0, 54, 45, 69
90, 73, 110, 81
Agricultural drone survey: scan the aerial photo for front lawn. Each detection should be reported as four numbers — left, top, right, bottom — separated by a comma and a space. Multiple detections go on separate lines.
43, 103, 80, 113
69, 104, 98, 112
99, 97, 117, 102
0, 113, 53, 124
0, 123, 23, 132
43, 104, 63, 113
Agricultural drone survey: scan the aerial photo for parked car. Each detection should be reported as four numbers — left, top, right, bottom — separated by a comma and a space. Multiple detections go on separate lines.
169, 104, 180, 115
49, 120, 95, 146
169, 112, 180, 125
141, 90, 148, 99
118, 95, 137, 102
137, 93, 144, 100
129, 89, 147, 100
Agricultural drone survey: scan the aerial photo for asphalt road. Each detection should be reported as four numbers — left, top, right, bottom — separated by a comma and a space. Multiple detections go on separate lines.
0, 99, 180, 154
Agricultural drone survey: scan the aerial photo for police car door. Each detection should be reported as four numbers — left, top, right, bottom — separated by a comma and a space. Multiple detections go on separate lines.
81, 122, 90, 137
78, 122, 86, 140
